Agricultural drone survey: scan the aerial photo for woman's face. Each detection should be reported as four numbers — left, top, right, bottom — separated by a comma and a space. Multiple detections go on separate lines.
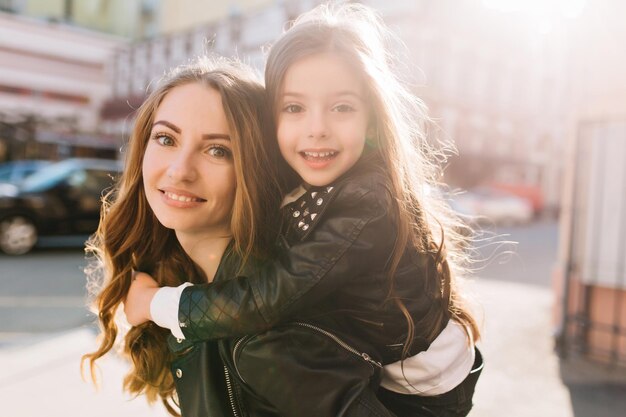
142, 82, 236, 241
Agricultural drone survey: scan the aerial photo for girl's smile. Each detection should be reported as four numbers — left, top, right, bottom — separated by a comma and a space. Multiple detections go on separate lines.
300, 148, 340, 169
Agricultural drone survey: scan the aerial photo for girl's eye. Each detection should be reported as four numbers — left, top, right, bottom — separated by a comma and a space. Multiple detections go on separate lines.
283, 104, 304, 113
208, 145, 232, 159
152, 133, 175, 146
333, 104, 355, 113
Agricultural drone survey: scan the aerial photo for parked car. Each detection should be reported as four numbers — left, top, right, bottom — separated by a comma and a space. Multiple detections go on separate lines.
0, 160, 51, 184
487, 181, 544, 215
450, 186, 534, 226
0, 160, 52, 197
0, 158, 122, 255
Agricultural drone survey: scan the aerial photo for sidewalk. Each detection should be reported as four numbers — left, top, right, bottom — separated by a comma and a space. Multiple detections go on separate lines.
0, 328, 169, 417
470, 279, 572, 417
471, 279, 626, 417
0, 278, 624, 417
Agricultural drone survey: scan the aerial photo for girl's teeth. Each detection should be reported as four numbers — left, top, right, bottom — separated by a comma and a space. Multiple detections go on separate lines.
305, 151, 336, 158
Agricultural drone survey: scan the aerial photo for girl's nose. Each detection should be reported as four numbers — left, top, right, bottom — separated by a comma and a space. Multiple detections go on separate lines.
307, 109, 328, 139
166, 152, 197, 182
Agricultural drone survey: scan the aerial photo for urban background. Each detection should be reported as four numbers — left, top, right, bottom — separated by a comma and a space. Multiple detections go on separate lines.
0, 0, 625, 416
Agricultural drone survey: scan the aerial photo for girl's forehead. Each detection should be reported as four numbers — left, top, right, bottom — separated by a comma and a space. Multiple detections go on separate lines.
280, 53, 366, 95
287, 52, 354, 73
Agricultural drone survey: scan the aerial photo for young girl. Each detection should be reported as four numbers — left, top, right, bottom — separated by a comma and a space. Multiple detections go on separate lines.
127, 3, 483, 416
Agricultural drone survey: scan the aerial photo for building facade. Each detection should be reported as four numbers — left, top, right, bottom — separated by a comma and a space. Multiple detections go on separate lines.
101, 0, 573, 211
554, 0, 626, 366
158, 0, 275, 35
0, 0, 576, 209
1, 0, 159, 39
0, 11, 126, 161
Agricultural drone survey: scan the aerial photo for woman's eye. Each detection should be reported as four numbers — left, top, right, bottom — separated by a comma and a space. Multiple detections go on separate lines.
153, 133, 175, 146
208, 145, 231, 159
333, 104, 355, 113
283, 104, 304, 113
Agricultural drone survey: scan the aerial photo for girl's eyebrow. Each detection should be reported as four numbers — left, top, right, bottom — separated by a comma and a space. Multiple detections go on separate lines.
152, 120, 230, 141
282, 91, 363, 100
334, 91, 363, 99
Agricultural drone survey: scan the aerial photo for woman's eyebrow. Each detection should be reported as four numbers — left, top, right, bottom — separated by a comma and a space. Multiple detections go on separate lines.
202, 134, 231, 141
152, 120, 180, 133
282, 92, 304, 98
152, 121, 229, 140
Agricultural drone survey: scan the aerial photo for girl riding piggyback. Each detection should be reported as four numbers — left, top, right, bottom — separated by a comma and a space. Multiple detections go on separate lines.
260, 5, 483, 415
129, 3, 483, 416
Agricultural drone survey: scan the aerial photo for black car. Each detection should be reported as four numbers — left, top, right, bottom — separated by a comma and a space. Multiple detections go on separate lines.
0, 158, 122, 255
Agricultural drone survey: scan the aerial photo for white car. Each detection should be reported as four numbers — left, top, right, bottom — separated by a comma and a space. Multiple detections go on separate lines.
450, 186, 534, 226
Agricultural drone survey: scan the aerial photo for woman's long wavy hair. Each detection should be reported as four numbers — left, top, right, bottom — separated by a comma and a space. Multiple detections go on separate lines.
265, 3, 480, 359
82, 57, 286, 415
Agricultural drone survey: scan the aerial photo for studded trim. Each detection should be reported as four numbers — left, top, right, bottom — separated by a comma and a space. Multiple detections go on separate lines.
283, 185, 338, 242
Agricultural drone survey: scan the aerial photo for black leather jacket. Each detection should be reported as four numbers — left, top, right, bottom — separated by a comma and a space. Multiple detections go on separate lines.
169, 245, 395, 417
178, 155, 449, 364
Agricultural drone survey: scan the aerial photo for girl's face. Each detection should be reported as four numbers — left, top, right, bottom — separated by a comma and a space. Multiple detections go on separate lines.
276, 53, 369, 187
142, 83, 236, 241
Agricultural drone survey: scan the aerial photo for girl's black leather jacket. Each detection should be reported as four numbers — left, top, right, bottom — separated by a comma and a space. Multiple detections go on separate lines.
169, 247, 395, 417
177, 155, 449, 365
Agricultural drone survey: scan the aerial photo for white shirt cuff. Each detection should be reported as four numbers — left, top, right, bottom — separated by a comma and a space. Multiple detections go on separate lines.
150, 282, 193, 340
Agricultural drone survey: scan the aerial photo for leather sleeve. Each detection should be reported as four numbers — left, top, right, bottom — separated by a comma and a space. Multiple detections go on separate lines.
178, 178, 396, 342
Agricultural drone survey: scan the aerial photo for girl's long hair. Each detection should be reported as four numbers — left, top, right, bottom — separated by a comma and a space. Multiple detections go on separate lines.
265, 3, 480, 359
82, 57, 285, 415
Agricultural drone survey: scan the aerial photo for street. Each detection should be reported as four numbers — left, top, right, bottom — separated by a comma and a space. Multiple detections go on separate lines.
0, 240, 94, 346
472, 219, 560, 287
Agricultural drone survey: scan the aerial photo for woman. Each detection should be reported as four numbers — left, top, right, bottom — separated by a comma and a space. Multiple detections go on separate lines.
82, 57, 391, 417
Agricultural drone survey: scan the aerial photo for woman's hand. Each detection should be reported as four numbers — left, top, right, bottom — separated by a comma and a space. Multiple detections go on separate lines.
124, 272, 160, 326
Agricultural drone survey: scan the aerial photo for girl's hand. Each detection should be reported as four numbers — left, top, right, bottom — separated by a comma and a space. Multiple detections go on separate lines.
124, 272, 160, 326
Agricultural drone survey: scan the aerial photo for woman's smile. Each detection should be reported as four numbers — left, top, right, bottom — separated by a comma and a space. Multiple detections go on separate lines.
159, 187, 207, 207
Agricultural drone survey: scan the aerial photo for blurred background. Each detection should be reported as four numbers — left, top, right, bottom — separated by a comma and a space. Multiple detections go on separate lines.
0, 0, 625, 416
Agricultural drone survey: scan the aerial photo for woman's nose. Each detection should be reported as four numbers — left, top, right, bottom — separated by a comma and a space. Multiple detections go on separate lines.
166, 152, 197, 182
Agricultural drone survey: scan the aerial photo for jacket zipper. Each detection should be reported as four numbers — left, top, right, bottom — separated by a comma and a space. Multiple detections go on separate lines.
223, 365, 241, 417
231, 323, 382, 384
231, 335, 253, 383
293, 322, 383, 368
